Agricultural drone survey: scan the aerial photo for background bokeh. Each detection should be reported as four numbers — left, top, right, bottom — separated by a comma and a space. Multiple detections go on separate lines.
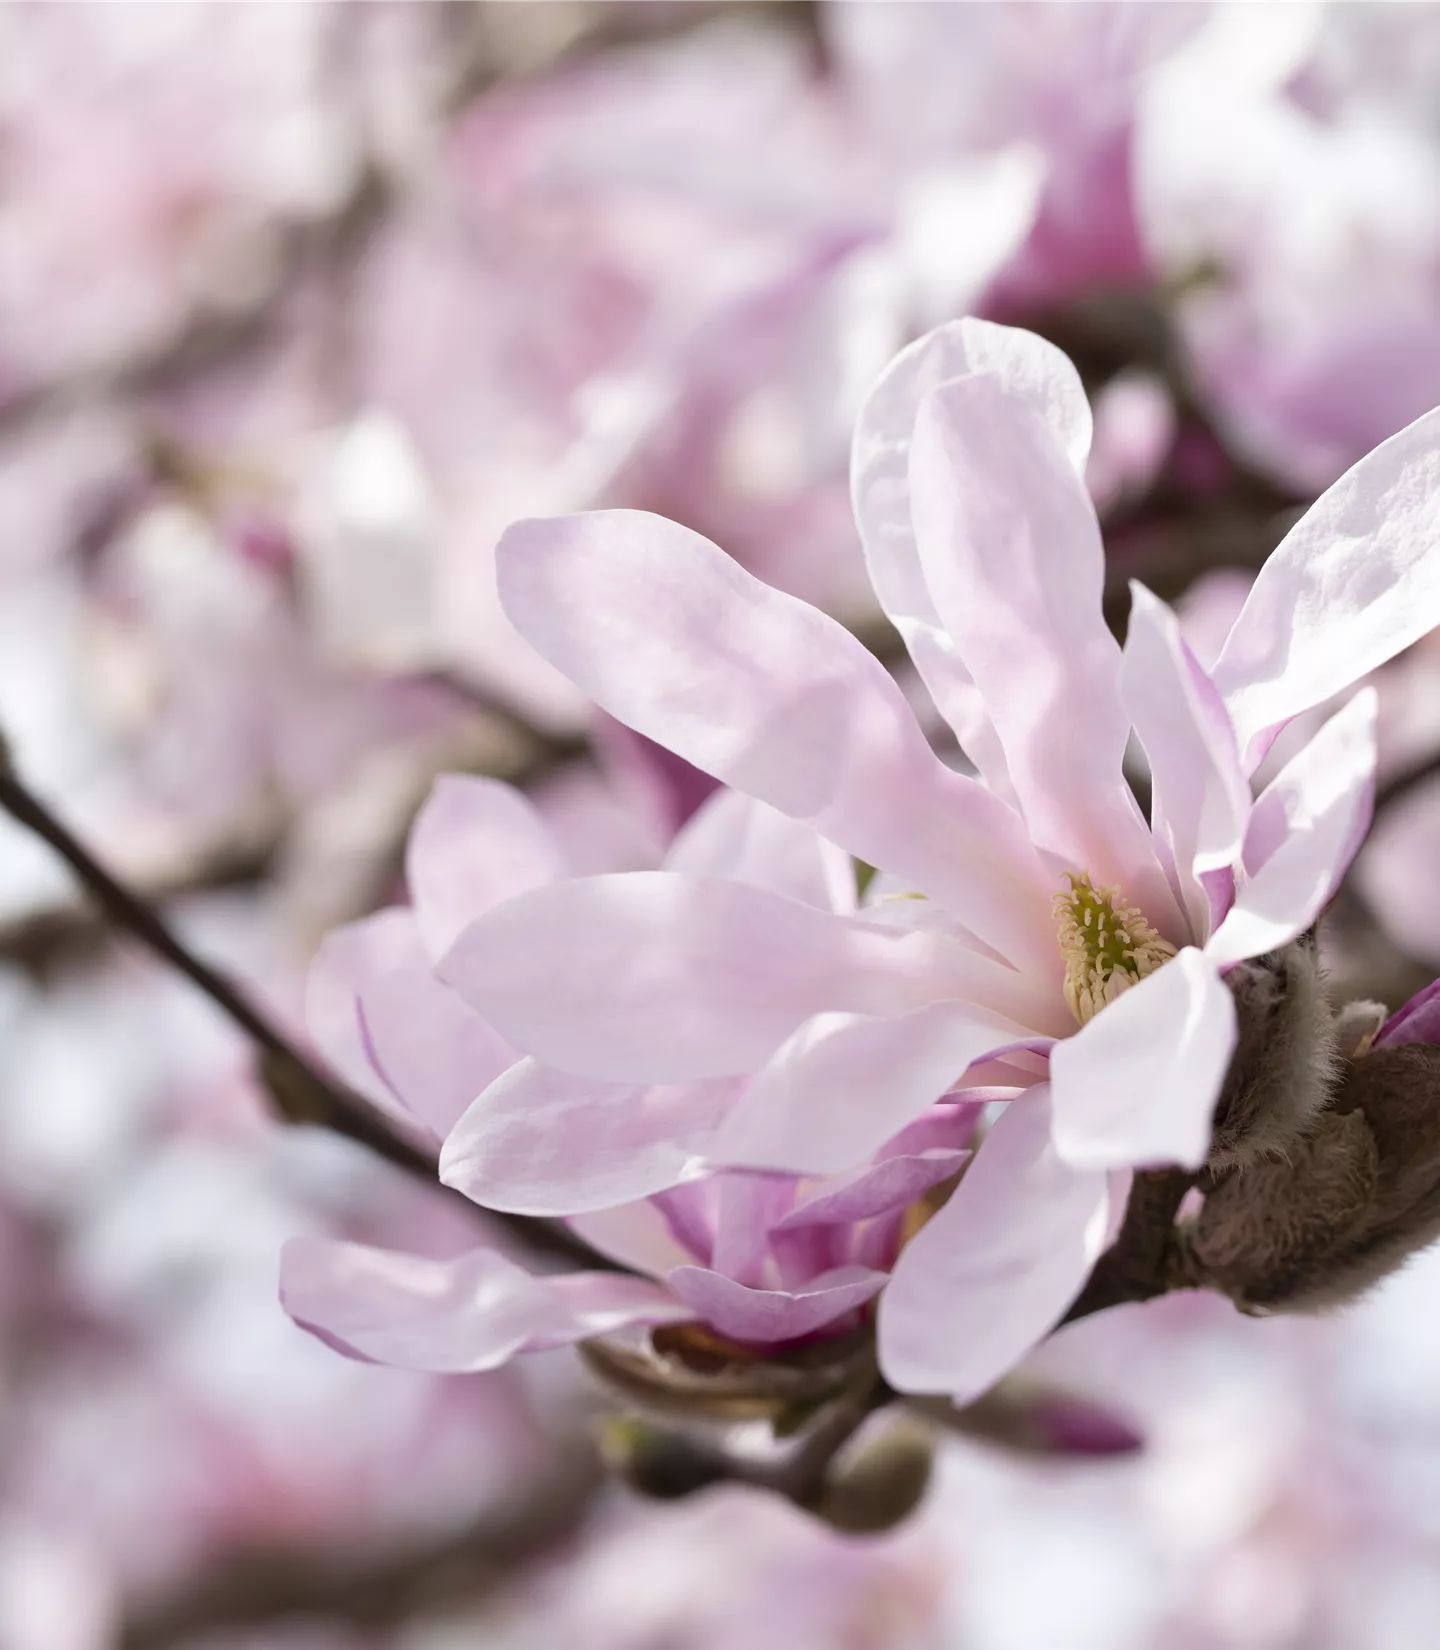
3, 3, 1440, 1646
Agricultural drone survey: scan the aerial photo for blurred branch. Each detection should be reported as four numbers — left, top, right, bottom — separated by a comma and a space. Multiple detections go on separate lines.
120, 1445, 604, 1648
1375, 748, 1440, 815
0, 741, 616, 1275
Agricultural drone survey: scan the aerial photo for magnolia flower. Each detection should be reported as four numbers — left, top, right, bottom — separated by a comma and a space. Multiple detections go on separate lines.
424, 318, 1440, 1403
286, 773, 995, 1366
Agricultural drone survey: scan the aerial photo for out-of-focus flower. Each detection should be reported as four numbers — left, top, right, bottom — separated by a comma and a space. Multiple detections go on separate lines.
1138, 4, 1440, 492
419, 318, 1440, 1403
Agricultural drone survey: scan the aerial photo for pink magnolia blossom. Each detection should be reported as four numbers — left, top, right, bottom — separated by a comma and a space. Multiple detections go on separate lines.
424, 317, 1440, 1404
284, 771, 996, 1364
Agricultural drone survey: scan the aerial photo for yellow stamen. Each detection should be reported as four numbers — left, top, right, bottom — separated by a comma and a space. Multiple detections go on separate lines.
1052, 872, 1176, 1027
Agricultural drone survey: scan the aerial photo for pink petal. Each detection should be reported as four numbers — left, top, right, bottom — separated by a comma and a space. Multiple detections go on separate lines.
1376, 978, 1440, 1050
406, 775, 565, 962
666, 1263, 885, 1345
1047, 949, 1236, 1171
664, 788, 855, 913
438, 872, 1052, 1084
305, 908, 428, 1123
877, 1090, 1114, 1400
496, 510, 1056, 971
1121, 583, 1250, 940
439, 1059, 737, 1215
359, 968, 516, 1142
774, 1149, 970, 1231
1213, 406, 1440, 770
710, 1172, 801, 1289
1207, 691, 1377, 968
908, 375, 1181, 933
713, 1000, 1050, 1176
281, 1239, 689, 1372
850, 318, 1092, 797
566, 1201, 701, 1278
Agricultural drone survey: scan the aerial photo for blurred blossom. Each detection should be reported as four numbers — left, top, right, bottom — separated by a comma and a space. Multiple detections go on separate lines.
4, 2, 1440, 1645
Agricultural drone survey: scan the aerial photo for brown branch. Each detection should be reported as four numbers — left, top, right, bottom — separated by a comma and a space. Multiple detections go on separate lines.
0, 744, 617, 1275
1060, 1168, 1197, 1326
1374, 748, 1440, 815
120, 1445, 604, 1648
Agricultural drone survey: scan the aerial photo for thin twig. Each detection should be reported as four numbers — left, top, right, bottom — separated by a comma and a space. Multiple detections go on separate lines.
0, 748, 616, 1274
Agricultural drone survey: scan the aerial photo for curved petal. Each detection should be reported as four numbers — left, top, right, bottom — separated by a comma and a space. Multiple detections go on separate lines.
1213, 406, 1440, 769
440, 1059, 736, 1216
1121, 582, 1250, 940
358, 968, 516, 1142
713, 1000, 1050, 1176
438, 872, 1056, 1084
281, 1239, 689, 1372
497, 510, 1056, 970
850, 318, 1091, 795
774, 1149, 970, 1231
1207, 691, 1377, 967
1048, 948, 1236, 1172
877, 1090, 1113, 1401
406, 775, 565, 962
305, 908, 427, 1121
666, 1263, 885, 1345
909, 376, 1180, 932
664, 788, 855, 913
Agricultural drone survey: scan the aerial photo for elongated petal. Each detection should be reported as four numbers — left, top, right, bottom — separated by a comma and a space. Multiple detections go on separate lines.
439, 873, 1055, 1084
713, 1000, 1048, 1176
1121, 583, 1250, 940
281, 1239, 688, 1372
1213, 406, 1440, 769
406, 775, 565, 962
774, 1149, 970, 1231
851, 319, 1091, 794
710, 1173, 801, 1289
360, 968, 515, 1141
664, 788, 855, 913
440, 1059, 736, 1215
305, 908, 427, 1121
1207, 691, 1377, 967
909, 377, 1180, 931
666, 1263, 885, 1345
1048, 949, 1236, 1171
497, 510, 1055, 970
878, 1091, 1113, 1400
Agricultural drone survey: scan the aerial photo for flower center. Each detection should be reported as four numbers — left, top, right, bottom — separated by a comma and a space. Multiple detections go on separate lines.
1052, 872, 1176, 1027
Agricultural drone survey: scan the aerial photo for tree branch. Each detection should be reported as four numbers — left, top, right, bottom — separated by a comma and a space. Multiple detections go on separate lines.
0, 745, 615, 1275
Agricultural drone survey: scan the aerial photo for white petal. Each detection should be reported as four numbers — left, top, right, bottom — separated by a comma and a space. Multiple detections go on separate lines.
1048, 948, 1236, 1171
1207, 690, 1377, 967
1121, 582, 1250, 939
406, 775, 565, 962
851, 317, 1090, 794
497, 509, 1056, 970
878, 1090, 1113, 1401
1213, 406, 1440, 769
908, 375, 1180, 931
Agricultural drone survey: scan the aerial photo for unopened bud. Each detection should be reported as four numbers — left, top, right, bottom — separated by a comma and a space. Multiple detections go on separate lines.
595, 1416, 728, 1502
1184, 1041, 1440, 1312
1207, 935, 1338, 1171
810, 1416, 934, 1535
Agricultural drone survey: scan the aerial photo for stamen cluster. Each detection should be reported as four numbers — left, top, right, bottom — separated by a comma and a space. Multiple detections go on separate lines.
1053, 872, 1176, 1027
